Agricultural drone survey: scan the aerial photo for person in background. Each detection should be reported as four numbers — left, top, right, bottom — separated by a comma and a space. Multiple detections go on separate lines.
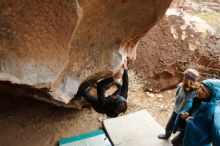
158, 69, 200, 146
173, 79, 220, 146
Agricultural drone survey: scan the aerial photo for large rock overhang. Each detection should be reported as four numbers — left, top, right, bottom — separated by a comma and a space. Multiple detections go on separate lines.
0, 0, 172, 108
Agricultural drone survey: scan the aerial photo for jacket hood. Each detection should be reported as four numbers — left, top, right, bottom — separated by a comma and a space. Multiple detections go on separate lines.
202, 79, 220, 103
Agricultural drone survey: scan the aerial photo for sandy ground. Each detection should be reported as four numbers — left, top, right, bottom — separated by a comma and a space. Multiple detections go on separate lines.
0, 86, 176, 146
0, 71, 177, 146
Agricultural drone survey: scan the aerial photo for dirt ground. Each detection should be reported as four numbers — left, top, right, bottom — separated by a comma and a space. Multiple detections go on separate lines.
0, 74, 176, 146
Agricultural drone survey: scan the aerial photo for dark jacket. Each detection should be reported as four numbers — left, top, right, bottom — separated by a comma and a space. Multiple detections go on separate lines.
83, 69, 128, 117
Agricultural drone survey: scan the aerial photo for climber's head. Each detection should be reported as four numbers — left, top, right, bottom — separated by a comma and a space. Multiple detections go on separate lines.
114, 95, 127, 114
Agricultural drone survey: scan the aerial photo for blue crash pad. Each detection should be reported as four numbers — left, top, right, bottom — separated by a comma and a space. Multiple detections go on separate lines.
59, 130, 112, 146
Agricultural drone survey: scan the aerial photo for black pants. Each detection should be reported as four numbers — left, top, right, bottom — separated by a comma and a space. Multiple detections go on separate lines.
82, 90, 102, 112
171, 132, 184, 146
166, 112, 184, 146
165, 111, 178, 135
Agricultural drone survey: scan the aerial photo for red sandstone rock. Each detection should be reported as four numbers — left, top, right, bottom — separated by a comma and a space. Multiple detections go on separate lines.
130, 8, 220, 93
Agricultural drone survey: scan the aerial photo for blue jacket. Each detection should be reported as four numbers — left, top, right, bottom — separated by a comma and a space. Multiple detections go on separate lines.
174, 79, 220, 146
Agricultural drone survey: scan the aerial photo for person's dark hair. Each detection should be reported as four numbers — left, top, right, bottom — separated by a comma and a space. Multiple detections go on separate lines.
201, 83, 211, 97
117, 101, 127, 113
114, 96, 127, 113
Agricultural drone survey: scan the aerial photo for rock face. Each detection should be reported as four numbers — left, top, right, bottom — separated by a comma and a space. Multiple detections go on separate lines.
130, 8, 220, 93
0, 0, 172, 108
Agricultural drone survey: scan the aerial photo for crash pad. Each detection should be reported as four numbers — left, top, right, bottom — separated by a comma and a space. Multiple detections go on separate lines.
59, 130, 112, 146
103, 110, 171, 146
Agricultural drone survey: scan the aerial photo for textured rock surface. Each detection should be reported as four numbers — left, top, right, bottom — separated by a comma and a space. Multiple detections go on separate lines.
130, 8, 220, 93
0, 0, 172, 107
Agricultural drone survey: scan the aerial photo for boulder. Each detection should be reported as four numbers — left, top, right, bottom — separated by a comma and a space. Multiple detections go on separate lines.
0, 0, 172, 108
130, 8, 220, 93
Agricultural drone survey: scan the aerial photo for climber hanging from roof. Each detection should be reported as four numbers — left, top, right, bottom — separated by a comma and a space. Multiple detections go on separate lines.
75, 59, 128, 117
